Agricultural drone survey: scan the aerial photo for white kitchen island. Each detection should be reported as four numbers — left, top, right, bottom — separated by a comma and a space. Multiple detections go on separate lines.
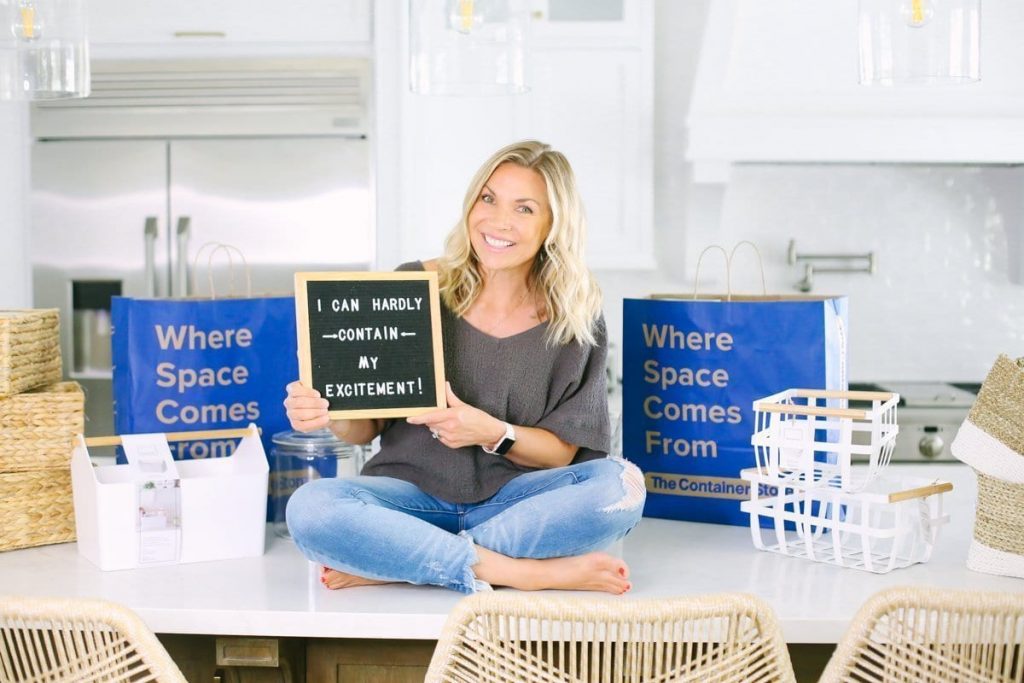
1, 464, 1021, 644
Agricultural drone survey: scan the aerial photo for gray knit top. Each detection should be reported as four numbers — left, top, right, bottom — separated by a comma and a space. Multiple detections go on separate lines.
359, 261, 610, 503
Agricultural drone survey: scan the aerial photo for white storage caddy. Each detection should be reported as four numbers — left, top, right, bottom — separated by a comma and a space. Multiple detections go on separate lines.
742, 389, 953, 573
71, 424, 268, 571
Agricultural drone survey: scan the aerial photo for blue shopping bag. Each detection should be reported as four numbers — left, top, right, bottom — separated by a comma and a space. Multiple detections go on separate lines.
622, 294, 848, 526
111, 295, 297, 520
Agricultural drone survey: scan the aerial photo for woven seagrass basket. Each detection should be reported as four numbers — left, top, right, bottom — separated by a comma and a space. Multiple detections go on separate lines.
950, 355, 1024, 578
0, 381, 83, 551
0, 381, 85, 471
0, 468, 76, 551
0, 309, 62, 398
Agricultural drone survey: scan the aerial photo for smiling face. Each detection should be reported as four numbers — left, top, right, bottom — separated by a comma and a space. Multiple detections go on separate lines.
467, 162, 552, 276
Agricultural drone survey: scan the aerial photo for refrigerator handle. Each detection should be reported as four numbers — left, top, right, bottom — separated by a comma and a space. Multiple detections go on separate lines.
143, 216, 158, 298
174, 216, 191, 297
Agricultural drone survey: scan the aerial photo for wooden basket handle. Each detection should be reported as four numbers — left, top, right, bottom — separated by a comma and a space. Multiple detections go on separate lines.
888, 481, 953, 503
756, 389, 899, 420
80, 426, 259, 448
794, 389, 896, 402
754, 403, 868, 420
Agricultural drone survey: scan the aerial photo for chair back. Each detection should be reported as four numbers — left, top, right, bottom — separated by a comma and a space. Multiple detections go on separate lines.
427, 591, 796, 682
0, 595, 187, 683
821, 586, 1024, 683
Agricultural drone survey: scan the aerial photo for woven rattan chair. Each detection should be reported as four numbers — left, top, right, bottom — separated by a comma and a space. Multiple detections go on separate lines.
426, 592, 796, 683
0, 595, 186, 682
820, 586, 1024, 683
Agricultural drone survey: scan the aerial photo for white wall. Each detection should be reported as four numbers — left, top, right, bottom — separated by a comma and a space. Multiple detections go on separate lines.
0, 103, 31, 308
593, 0, 712, 384
594, 0, 1024, 384
691, 164, 1024, 382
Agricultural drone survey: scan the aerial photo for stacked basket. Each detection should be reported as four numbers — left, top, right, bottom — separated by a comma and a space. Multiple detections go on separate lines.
950, 354, 1024, 578
0, 309, 84, 551
741, 388, 953, 574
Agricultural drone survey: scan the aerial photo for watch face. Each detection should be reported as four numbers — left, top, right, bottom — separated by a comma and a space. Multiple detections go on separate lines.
494, 436, 515, 455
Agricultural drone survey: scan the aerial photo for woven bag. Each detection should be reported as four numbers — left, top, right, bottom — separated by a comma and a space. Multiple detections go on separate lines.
0, 381, 83, 551
950, 355, 1024, 578
0, 309, 62, 398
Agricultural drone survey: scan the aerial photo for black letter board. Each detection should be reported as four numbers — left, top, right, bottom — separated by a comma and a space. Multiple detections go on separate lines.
294, 271, 446, 419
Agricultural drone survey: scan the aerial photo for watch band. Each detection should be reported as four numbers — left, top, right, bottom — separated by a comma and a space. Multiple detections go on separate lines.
483, 422, 516, 455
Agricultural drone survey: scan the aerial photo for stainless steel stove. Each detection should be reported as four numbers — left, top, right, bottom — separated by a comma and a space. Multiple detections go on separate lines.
849, 381, 979, 463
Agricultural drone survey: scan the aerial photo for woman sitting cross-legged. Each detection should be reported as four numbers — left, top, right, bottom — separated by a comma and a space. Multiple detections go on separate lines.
283, 140, 646, 594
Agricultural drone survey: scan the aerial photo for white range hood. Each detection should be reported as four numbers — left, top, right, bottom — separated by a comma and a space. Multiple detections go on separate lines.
686, 0, 1024, 182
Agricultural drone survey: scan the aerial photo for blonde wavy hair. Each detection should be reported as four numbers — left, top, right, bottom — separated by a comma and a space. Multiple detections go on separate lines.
437, 140, 603, 347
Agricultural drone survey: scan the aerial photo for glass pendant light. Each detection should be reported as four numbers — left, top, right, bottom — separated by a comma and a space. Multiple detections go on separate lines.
409, 0, 530, 95
1, 0, 90, 100
858, 0, 980, 85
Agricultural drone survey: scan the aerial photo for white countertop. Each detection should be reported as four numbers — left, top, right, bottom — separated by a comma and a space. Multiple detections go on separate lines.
2, 464, 1022, 644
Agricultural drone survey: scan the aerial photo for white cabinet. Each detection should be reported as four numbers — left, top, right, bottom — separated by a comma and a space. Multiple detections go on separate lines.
393, 98, 526, 267
87, 0, 372, 57
0, 105, 31, 308
529, 0, 646, 44
687, 0, 1024, 181
519, 48, 652, 268
379, 0, 654, 269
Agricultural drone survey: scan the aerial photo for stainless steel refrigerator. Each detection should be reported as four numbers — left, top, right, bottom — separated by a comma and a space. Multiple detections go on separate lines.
29, 57, 373, 436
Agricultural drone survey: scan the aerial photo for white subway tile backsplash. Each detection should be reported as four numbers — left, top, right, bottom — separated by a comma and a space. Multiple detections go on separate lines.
599, 164, 1024, 383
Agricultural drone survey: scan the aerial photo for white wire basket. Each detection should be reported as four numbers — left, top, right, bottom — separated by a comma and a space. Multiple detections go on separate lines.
751, 388, 900, 492
740, 468, 951, 573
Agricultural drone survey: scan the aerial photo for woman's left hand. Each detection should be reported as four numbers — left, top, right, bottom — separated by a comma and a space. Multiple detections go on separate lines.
406, 383, 504, 449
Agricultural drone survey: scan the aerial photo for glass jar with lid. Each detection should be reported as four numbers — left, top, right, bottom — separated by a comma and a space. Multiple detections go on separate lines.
269, 428, 363, 539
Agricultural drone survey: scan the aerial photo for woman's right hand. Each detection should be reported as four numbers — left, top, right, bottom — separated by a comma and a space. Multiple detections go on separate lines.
283, 381, 332, 433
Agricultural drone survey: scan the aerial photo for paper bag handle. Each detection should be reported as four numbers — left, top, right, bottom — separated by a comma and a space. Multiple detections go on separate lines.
692, 241, 768, 301
692, 245, 729, 300
730, 240, 768, 297
190, 241, 253, 299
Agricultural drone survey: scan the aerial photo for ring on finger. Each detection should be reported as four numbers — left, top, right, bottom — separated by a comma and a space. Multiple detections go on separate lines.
431, 430, 440, 439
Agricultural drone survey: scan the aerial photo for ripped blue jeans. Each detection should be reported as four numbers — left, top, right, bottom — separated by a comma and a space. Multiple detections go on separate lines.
285, 457, 646, 594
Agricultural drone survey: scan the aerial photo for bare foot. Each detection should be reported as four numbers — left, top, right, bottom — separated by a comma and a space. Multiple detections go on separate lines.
474, 549, 632, 595
320, 566, 394, 590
